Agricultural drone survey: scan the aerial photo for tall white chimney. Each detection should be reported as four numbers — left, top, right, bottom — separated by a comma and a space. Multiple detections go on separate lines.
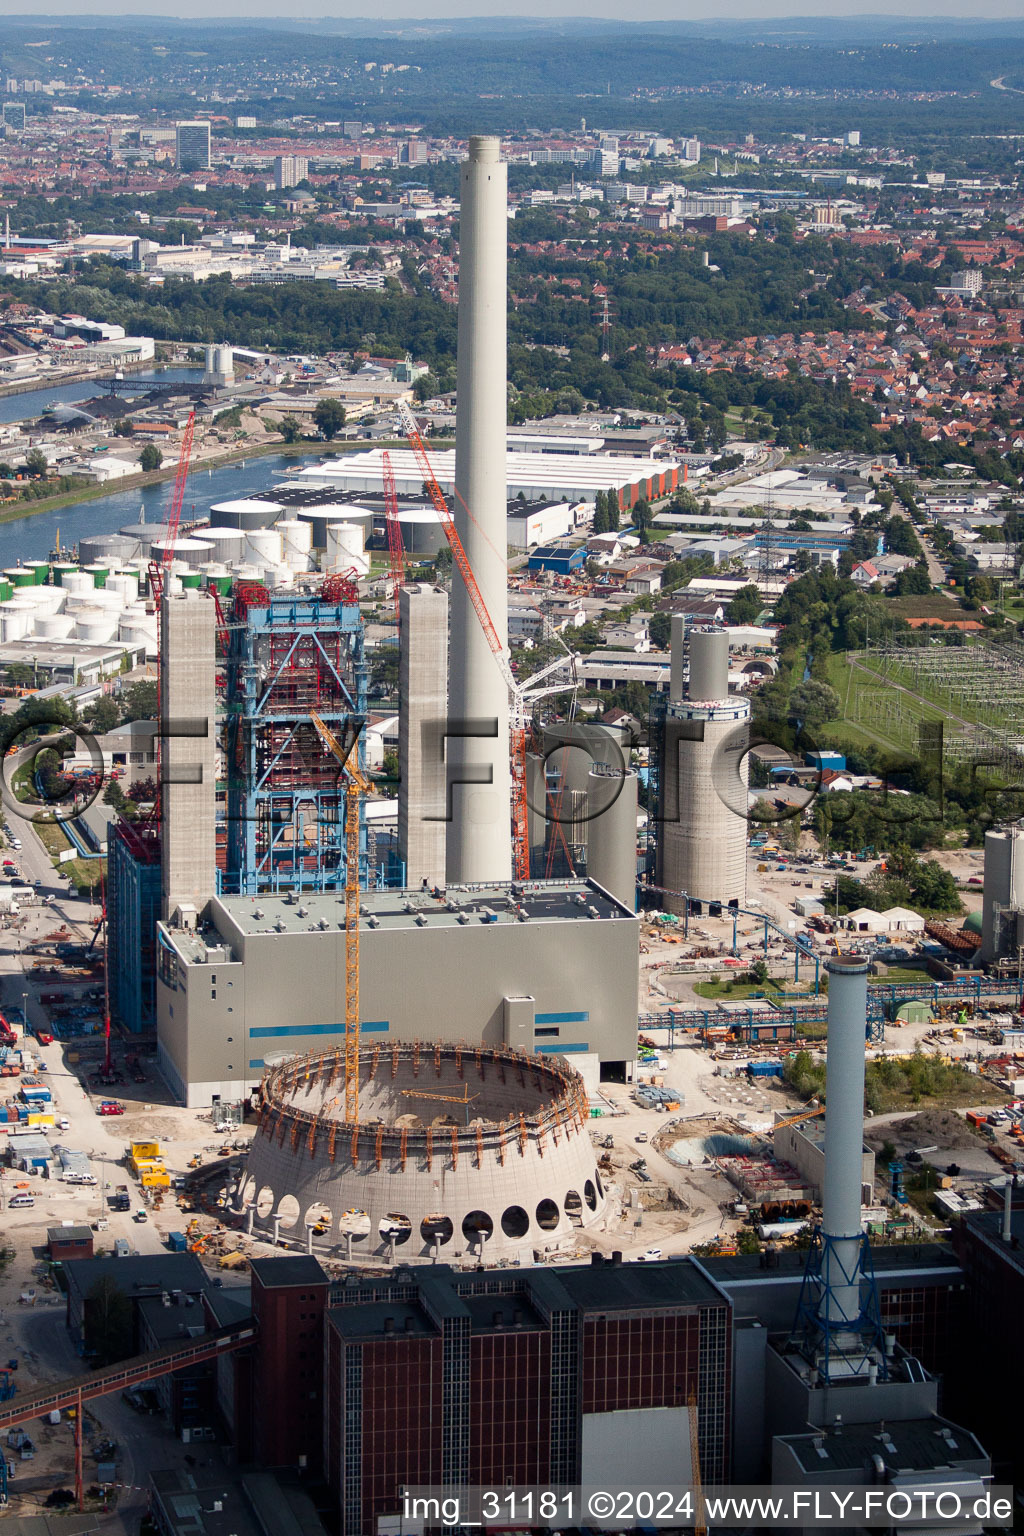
818, 953, 870, 1342
446, 135, 512, 885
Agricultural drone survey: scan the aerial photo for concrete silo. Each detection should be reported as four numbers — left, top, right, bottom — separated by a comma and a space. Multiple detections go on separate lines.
654, 626, 749, 913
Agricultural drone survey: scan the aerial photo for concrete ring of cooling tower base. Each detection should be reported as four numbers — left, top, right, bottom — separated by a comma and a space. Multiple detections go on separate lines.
234, 1042, 608, 1261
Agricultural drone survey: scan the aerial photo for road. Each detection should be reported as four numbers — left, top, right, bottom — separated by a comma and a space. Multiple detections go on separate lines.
14, 1308, 228, 1535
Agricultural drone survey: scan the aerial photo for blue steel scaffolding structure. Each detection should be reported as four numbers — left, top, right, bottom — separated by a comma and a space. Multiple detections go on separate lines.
224, 586, 367, 896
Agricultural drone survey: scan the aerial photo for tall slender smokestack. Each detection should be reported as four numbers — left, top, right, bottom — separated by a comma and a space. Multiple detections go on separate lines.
446, 135, 512, 885
819, 953, 870, 1335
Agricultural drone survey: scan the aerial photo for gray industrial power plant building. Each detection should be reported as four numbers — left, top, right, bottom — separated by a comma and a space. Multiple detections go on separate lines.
157, 878, 639, 1107
153, 138, 641, 1112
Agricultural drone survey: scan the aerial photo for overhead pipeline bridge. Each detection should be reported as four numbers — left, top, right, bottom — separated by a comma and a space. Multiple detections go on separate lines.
0, 1320, 256, 1435
638, 975, 1024, 1047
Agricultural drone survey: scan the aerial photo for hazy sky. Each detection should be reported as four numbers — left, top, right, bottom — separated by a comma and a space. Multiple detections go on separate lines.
6, 0, 1024, 18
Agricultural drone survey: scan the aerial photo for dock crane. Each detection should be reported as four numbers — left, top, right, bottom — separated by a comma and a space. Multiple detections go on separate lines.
309, 708, 371, 1124
396, 402, 576, 880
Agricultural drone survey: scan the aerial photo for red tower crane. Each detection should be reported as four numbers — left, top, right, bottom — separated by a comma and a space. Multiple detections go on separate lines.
381, 449, 407, 632
147, 410, 196, 605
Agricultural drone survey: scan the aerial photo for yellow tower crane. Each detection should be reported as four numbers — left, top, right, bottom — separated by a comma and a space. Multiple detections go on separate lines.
771, 1103, 826, 1134
309, 708, 371, 1125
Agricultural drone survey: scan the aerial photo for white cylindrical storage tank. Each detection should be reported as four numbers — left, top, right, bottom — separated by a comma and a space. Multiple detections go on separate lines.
199, 526, 248, 564
34, 613, 75, 641
395, 505, 447, 557
31, 585, 66, 615
94, 588, 127, 613
205, 344, 217, 375
215, 345, 234, 380
150, 536, 215, 570
264, 564, 294, 589
63, 571, 95, 596
325, 522, 369, 577
107, 572, 140, 603
240, 528, 282, 566
230, 562, 262, 581
119, 611, 159, 649
278, 519, 313, 571
209, 497, 284, 530
74, 608, 119, 644
0, 602, 29, 641
80, 533, 141, 565
119, 523, 175, 559
296, 502, 375, 549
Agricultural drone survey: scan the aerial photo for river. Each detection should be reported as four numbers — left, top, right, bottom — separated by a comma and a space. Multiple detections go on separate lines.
0, 367, 205, 426
0, 454, 302, 566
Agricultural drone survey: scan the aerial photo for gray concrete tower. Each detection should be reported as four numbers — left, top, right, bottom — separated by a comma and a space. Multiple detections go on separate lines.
160, 588, 217, 922
398, 582, 449, 888
446, 135, 512, 885
656, 626, 749, 912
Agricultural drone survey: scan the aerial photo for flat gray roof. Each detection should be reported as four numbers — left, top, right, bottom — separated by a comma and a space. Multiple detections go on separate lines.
171, 878, 633, 962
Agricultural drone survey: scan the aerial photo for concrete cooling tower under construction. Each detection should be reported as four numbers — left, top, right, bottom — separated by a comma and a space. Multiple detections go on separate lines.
235, 1042, 609, 1263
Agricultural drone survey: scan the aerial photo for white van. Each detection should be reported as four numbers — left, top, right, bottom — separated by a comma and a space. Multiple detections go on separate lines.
9, 1194, 34, 1209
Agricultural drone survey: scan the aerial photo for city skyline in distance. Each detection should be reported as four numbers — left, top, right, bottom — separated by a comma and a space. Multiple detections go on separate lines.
4, 3, 1024, 23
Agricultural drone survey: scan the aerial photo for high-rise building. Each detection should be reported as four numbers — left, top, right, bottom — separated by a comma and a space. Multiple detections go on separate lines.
397, 582, 448, 888
404, 138, 428, 165
175, 120, 211, 172
159, 589, 217, 924
343, 120, 363, 139
2, 102, 26, 133
273, 154, 308, 190
235, 115, 257, 129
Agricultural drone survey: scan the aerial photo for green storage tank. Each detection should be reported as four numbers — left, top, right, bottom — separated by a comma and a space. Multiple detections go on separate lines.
53, 563, 78, 587
8, 568, 33, 588
0, 581, 12, 602
26, 561, 50, 585
180, 571, 202, 589
210, 573, 232, 597
84, 565, 108, 589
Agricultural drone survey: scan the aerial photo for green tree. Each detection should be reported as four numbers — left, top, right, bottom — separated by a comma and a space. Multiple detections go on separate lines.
120, 681, 158, 721
726, 584, 762, 624
893, 567, 932, 596
138, 443, 163, 473
85, 696, 120, 734
313, 397, 347, 441
648, 611, 672, 649
24, 448, 48, 478
788, 680, 840, 727
277, 416, 303, 443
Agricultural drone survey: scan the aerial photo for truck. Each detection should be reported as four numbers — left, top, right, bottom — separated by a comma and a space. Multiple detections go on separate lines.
109, 1187, 131, 1212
